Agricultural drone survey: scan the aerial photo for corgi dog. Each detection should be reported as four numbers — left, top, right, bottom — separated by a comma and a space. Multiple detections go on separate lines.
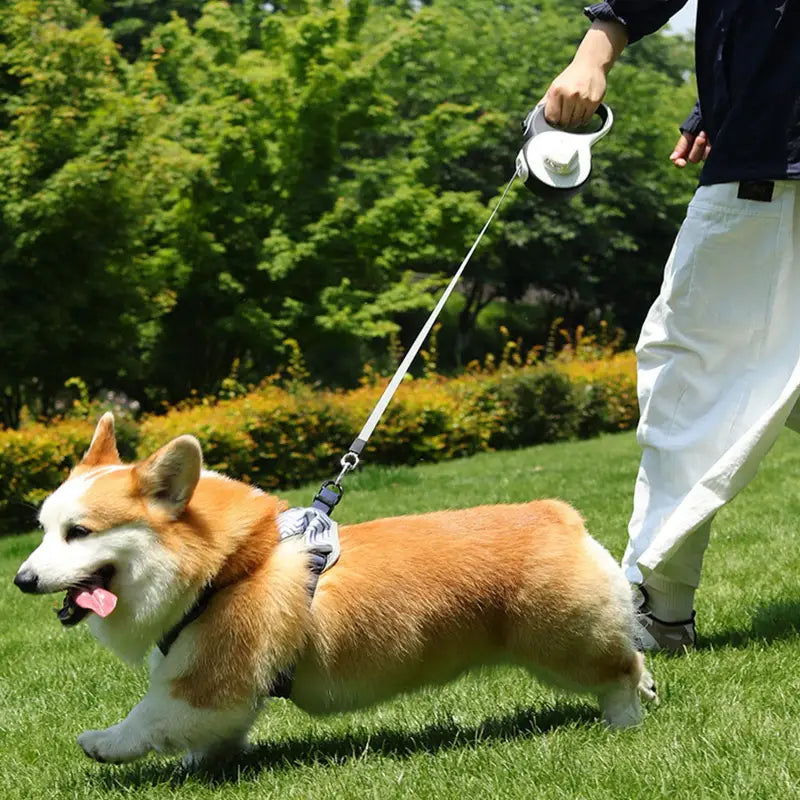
14, 413, 656, 766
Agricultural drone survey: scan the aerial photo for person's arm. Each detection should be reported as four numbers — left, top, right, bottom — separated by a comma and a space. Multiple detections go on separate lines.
544, 0, 690, 127
544, 20, 628, 127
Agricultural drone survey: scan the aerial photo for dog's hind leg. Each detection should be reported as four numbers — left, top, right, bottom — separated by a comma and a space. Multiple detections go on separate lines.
597, 654, 657, 729
597, 679, 643, 729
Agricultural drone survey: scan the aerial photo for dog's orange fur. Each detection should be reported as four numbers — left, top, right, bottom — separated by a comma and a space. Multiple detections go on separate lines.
297, 503, 638, 709
75, 416, 648, 720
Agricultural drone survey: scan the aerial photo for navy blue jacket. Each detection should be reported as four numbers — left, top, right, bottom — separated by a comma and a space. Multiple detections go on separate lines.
585, 1, 800, 185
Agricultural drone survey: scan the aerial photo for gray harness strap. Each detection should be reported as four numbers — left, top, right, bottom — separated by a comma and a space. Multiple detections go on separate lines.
270, 508, 340, 698
156, 507, 340, 685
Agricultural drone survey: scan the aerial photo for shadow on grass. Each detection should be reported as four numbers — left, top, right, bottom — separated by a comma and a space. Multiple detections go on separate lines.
700, 599, 800, 650
93, 702, 596, 788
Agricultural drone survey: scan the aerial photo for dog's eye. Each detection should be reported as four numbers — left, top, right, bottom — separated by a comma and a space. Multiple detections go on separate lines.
65, 524, 92, 541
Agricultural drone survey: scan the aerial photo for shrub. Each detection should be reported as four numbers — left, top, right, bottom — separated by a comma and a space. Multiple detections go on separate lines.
0, 420, 94, 531
0, 354, 639, 530
557, 351, 639, 436
485, 369, 580, 450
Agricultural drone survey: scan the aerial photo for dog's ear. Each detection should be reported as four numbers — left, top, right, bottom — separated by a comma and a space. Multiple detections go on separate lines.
81, 412, 121, 468
134, 435, 203, 517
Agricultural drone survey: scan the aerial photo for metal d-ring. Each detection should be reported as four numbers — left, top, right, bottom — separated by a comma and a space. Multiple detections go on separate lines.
335, 451, 360, 486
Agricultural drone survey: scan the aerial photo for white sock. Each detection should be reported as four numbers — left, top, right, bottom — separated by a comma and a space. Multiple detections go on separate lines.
643, 577, 695, 622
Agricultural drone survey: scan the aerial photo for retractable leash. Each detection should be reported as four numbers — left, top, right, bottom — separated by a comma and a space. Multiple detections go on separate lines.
283, 102, 615, 559
309, 170, 518, 519
308, 101, 615, 515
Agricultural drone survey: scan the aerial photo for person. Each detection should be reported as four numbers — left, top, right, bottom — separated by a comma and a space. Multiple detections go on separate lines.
543, 1, 800, 651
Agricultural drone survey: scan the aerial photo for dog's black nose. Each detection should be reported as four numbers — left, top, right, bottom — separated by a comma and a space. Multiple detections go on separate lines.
14, 569, 39, 593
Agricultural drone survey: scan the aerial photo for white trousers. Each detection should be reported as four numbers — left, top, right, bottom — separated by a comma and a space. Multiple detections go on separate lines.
623, 181, 800, 589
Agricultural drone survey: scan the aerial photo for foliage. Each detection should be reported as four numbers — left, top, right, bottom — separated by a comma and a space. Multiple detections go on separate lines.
484, 370, 580, 449
0, 350, 637, 527
78, 0, 206, 59
0, 0, 697, 427
0, 419, 95, 529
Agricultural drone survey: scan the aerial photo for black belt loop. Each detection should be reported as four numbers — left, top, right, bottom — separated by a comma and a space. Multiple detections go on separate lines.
311, 481, 344, 515
737, 180, 774, 202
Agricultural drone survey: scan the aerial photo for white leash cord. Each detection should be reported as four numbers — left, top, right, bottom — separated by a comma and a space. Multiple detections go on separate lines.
309, 104, 614, 515
312, 173, 518, 513
347, 172, 517, 463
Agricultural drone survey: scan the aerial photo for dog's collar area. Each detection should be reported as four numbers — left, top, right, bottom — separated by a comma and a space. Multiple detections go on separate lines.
157, 583, 218, 657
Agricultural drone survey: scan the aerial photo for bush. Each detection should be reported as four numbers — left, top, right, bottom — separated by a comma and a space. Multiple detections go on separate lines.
0, 355, 638, 530
484, 369, 580, 450
556, 351, 639, 436
0, 420, 94, 531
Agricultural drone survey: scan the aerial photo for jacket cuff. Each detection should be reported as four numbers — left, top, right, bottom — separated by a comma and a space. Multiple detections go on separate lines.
584, 3, 644, 43
679, 102, 704, 135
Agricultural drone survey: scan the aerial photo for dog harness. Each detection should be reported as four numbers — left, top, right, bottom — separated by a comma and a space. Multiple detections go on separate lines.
156, 507, 340, 699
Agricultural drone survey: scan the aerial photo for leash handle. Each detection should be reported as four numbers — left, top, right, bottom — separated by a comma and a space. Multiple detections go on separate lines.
522, 102, 613, 144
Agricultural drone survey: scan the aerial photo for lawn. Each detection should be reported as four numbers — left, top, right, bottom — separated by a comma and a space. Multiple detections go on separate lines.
2, 430, 800, 799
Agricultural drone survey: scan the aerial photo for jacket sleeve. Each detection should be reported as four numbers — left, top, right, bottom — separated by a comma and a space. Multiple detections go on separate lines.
584, 1, 690, 44
679, 100, 704, 135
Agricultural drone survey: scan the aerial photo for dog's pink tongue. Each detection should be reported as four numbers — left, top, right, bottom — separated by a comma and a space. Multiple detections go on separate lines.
74, 588, 117, 618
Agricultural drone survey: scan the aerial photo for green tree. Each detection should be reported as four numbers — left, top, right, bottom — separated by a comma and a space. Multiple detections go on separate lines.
0, 0, 698, 421
290, 0, 697, 365
0, 0, 182, 426
76, 0, 204, 59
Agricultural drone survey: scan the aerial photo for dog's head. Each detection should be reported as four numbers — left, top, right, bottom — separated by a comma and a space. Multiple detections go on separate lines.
14, 413, 202, 635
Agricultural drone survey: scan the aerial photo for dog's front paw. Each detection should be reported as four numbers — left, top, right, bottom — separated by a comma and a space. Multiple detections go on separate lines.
77, 728, 142, 764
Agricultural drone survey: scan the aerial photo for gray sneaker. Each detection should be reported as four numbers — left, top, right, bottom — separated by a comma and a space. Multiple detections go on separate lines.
633, 586, 696, 654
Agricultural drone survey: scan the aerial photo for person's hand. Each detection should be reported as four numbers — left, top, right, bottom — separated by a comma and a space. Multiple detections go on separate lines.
543, 60, 607, 128
669, 130, 711, 167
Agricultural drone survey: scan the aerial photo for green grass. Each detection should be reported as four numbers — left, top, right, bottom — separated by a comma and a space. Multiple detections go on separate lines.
2, 430, 800, 799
